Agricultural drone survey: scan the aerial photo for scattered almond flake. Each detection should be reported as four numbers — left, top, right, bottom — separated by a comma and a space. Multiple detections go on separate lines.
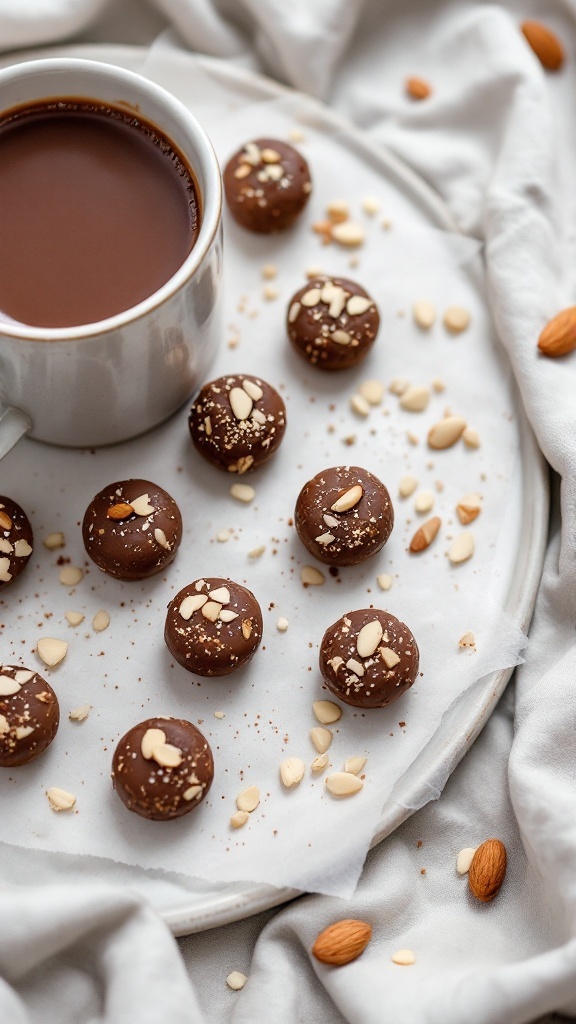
448, 532, 475, 565
458, 631, 476, 649
357, 619, 383, 658
248, 544, 266, 559
59, 565, 83, 587
389, 378, 410, 396
226, 971, 248, 991
263, 285, 279, 301
216, 528, 232, 543
344, 756, 367, 776
326, 198, 349, 223
311, 753, 329, 773
301, 565, 325, 587
456, 847, 477, 874
130, 493, 155, 516
332, 221, 365, 247
65, 611, 84, 627
350, 393, 370, 418
315, 531, 336, 546
37, 637, 68, 668
69, 704, 91, 722
414, 490, 435, 514
46, 787, 76, 812
391, 949, 416, 966
230, 483, 255, 504
230, 810, 249, 829
280, 757, 306, 787
432, 377, 445, 392
43, 531, 65, 550
276, 616, 289, 632
310, 727, 333, 753
463, 427, 480, 448
261, 263, 277, 280
0, 538, 12, 554
331, 484, 363, 513
413, 300, 436, 329
14, 539, 32, 557
288, 128, 305, 142
399, 475, 418, 498
312, 699, 342, 725
457, 494, 482, 525
305, 265, 323, 279
92, 610, 110, 633
427, 415, 467, 449
400, 385, 430, 412
202, 601, 222, 622
362, 196, 380, 216
409, 516, 441, 553
214, 711, 225, 719
443, 306, 470, 334
380, 646, 401, 669
377, 573, 393, 591
325, 772, 363, 797
236, 786, 260, 813
407, 431, 419, 446
358, 379, 384, 405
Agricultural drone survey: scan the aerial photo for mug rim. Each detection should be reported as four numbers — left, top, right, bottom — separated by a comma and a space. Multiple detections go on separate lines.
0, 57, 222, 342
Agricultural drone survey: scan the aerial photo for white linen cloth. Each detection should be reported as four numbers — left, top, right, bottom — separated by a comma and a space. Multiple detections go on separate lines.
0, 0, 575, 1021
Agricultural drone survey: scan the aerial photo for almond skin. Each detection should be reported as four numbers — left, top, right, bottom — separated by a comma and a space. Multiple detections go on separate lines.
107, 502, 134, 520
521, 20, 564, 71
312, 919, 372, 965
468, 838, 507, 902
538, 307, 576, 357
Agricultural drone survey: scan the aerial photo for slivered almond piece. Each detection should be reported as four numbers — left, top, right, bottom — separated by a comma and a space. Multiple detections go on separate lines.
219, 609, 239, 623
456, 847, 477, 875
288, 301, 301, 323
230, 483, 255, 503
43, 531, 65, 550
428, 416, 467, 449
310, 727, 333, 753
92, 610, 110, 633
392, 949, 416, 965
230, 810, 249, 829
301, 287, 322, 307
37, 638, 68, 667
448, 532, 475, 564
380, 647, 401, 669
457, 494, 482, 524
350, 393, 370, 418
154, 527, 171, 549
141, 728, 167, 759
180, 594, 207, 619
344, 756, 367, 775
315, 532, 335, 546
236, 786, 260, 812
46, 788, 76, 812
15, 670, 33, 684
229, 387, 253, 421
209, 586, 230, 604
107, 502, 134, 520
331, 221, 365, 247
331, 485, 363, 513
59, 566, 83, 587
409, 516, 441, 553
130, 494, 155, 516
356, 619, 383, 658
400, 385, 430, 412
280, 757, 306, 787
311, 753, 329, 773
69, 705, 91, 722
377, 573, 393, 591
242, 378, 263, 401
521, 20, 564, 71
0, 558, 12, 583
325, 772, 363, 797
312, 699, 342, 724
14, 539, 32, 557
301, 565, 325, 586
413, 300, 436, 329
0, 675, 21, 696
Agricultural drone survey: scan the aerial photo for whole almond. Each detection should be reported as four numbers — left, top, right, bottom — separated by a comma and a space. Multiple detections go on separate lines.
521, 20, 564, 71
538, 307, 576, 357
312, 919, 372, 965
406, 76, 432, 100
107, 502, 134, 520
468, 838, 507, 902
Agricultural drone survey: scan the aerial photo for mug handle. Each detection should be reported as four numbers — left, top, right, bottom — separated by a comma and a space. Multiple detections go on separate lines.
0, 404, 31, 459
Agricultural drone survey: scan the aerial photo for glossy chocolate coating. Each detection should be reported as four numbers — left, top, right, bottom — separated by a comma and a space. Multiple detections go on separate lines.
82, 479, 182, 581
295, 466, 393, 566
0, 665, 59, 766
111, 716, 214, 821
287, 276, 379, 370
0, 496, 33, 589
319, 609, 419, 708
223, 138, 312, 233
189, 374, 287, 474
165, 576, 263, 676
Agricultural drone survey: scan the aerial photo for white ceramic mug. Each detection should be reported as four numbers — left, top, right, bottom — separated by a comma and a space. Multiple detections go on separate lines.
0, 58, 223, 455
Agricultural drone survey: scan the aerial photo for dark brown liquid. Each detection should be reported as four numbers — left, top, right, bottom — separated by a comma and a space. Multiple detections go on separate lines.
0, 100, 200, 328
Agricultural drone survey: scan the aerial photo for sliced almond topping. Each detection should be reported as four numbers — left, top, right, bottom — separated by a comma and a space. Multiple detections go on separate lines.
301, 565, 325, 587
0, 675, 21, 696
179, 594, 207, 619
413, 300, 436, 329
456, 847, 477, 874
400, 385, 430, 412
107, 502, 134, 520
130, 494, 155, 516
391, 948, 416, 966
14, 539, 32, 557
380, 646, 401, 669
276, 616, 289, 632
242, 378, 263, 401
311, 753, 329, 773
37, 638, 68, 667
325, 772, 363, 797
331, 221, 365, 247
344, 756, 367, 775
14, 724, 33, 740
260, 147, 281, 163
288, 301, 301, 323
14, 669, 33, 684
458, 630, 476, 649
0, 511, 12, 530
301, 287, 322, 308
141, 728, 167, 758
0, 538, 12, 554
323, 514, 339, 528
69, 704, 91, 722
414, 490, 434, 514
346, 295, 373, 316
331, 484, 363, 513
280, 757, 306, 787
310, 726, 333, 753
377, 573, 393, 591
234, 456, 254, 475
230, 483, 255, 503
242, 142, 261, 165
448, 532, 475, 564
315, 532, 335, 546
321, 282, 348, 317
331, 329, 352, 345
356, 619, 383, 658
59, 566, 83, 587
409, 516, 441, 553
226, 971, 248, 991
346, 658, 365, 677
92, 610, 110, 633
234, 163, 252, 179
241, 618, 253, 640
230, 810, 249, 829
152, 742, 183, 768
399, 474, 418, 498
427, 416, 467, 449
0, 558, 12, 583
46, 787, 76, 812
350, 393, 370, 418
457, 493, 482, 525
35, 691, 52, 703
312, 699, 342, 724
43, 532, 65, 550
204, 415, 212, 436
443, 306, 470, 333
202, 601, 222, 622
209, 586, 230, 605
358, 379, 384, 405
0, 714, 9, 735
236, 785, 260, 812
219, 609, 239, 623
183, 784, 203, 801
463, 427, 480, 448
390, 378, 410, 396
154, 528, 171, 550
229, 386, 253, 421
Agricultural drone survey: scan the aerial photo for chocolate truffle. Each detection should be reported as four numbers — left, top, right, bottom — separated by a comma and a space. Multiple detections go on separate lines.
0, 496, 33, 589
287, 276, 379, 370
165, 577, 263, 676
295, 466, 393, 566
112, 716, 214, 821
223, 138, 312, 233
319, 609, 419, 709
189, 374, 287, 474
0, 665, 59, 766
82, 479, 182, 581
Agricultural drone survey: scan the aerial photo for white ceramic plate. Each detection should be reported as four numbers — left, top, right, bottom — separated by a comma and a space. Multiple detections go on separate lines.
0, 44, 548, 936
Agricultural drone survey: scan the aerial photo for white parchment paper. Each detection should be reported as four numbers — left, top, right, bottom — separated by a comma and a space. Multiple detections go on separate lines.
0, 57, 527, 898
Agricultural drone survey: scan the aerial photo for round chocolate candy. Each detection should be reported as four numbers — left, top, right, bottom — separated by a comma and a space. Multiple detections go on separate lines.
287, 276, 379, 370
319, 609, 419, 709
112, 716, 214, 821
82, 479, 182, 581
0, 665, 59, 766
295, 466, 393, 566
189, 374, 287, 474
0, 496, 33, 589
223, 138, 312, 233
165, 577, 263, 677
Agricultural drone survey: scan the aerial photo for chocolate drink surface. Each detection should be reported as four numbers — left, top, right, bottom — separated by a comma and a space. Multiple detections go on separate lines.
0, 99, 200, 328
